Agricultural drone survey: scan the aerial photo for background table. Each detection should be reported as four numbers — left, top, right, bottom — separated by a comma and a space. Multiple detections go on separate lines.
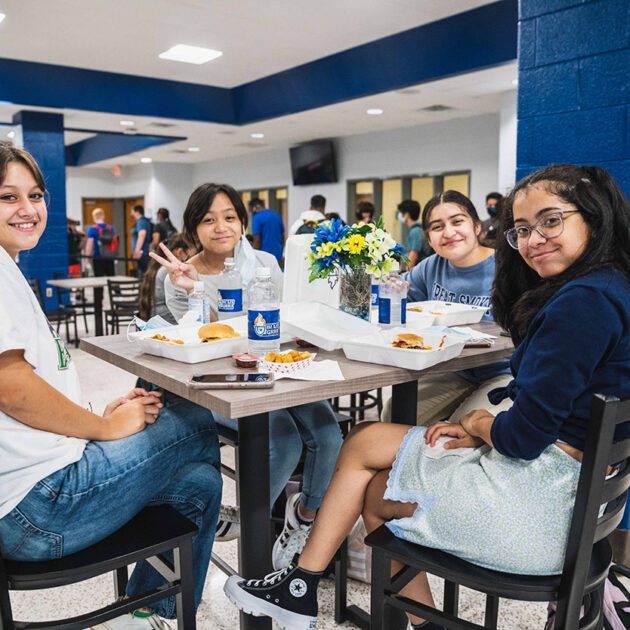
81, 321, 512, 629
48, 276, 136, 336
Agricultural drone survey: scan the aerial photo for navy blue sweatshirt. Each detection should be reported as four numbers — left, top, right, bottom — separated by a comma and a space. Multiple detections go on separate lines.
490, 267, 630, 460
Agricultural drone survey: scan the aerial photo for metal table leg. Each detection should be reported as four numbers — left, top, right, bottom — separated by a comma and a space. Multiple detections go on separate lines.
391, 380, 418, 426
94, 286, 104, 336
237, 413, 272, 630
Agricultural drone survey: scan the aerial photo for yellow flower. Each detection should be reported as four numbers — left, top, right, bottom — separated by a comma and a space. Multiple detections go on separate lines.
346, 234, 366, 254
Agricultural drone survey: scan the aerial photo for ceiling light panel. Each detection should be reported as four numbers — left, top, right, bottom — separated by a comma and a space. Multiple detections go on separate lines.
0, 14, 5, 24
159, 44, 223, 65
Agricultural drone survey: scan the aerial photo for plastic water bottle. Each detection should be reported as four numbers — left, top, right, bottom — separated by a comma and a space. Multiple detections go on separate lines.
188, 281, 210, 324
217, 257, 244, 320
247, 267, 280, 355
378, 272, 407, 327
370, 277, 380, 308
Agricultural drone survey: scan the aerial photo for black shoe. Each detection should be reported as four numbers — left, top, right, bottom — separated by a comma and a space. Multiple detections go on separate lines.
224, 558, 320, 630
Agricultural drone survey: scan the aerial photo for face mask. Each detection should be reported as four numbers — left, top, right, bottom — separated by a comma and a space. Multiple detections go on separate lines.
396, 211, 405, 224
486, 206, 497, 217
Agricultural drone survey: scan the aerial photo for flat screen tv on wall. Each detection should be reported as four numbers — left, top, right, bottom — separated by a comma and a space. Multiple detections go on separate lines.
289, 140, 337, 185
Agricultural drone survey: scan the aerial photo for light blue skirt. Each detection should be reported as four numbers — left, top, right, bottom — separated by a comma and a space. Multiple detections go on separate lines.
384, 426, 581, 575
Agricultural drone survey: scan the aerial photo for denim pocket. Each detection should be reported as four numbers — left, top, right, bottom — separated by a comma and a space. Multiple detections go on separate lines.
0, 507, 63, 561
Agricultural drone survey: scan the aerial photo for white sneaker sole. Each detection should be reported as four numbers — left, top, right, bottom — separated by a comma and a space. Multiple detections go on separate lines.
272, 493, 301, 571
224, 575, 317, 630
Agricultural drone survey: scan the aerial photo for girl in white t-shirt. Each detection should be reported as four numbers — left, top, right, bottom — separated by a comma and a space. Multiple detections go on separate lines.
0, 142, 221, 629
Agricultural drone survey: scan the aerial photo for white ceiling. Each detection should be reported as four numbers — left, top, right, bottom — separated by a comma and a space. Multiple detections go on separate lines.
0, 0, 516, 168
0, 0, 494, 87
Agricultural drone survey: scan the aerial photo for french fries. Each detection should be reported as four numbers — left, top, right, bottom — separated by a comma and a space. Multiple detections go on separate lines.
264, 350, 312, 363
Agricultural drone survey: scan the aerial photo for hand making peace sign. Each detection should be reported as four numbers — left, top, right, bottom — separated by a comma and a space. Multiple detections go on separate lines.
149, 242, 199, 293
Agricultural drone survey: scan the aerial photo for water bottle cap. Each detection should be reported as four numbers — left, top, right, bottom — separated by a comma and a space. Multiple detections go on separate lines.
255, 267, 271, 278
193, 281, 204, 292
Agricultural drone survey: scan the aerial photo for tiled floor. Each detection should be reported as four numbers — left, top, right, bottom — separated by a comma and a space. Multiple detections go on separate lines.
8, 317, 550, 628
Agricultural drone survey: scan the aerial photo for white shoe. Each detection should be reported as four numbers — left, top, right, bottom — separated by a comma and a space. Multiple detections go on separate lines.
216, 504, 241, 542
91, 611, 172, 629
272, 493, 313, 570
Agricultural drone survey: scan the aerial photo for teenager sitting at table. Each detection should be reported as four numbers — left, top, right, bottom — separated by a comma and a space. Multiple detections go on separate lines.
382, 190, 512, 426
223, 164, 630, 630
151, 183, 343, 570
0, 142, 222, 630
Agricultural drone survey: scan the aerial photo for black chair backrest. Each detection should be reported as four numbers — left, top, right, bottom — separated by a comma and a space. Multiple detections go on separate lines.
557, 393, 630, 627
27, 278, 44, 309
107, 279, 140, 312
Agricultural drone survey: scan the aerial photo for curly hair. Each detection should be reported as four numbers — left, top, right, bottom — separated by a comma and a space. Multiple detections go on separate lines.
493, 165, 630, 343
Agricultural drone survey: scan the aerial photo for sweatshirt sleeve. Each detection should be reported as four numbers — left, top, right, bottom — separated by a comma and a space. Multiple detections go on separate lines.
490, 284, 624, 459
164, 275, 189, 323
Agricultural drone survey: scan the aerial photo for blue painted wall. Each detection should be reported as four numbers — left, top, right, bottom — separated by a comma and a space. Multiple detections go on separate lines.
14, 111, 68, 311
517, 0, 630, 194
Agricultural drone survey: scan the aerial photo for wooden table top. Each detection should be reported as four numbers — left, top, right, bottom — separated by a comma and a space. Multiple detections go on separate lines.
80, 321, 513, 419
48, 276, 136, 289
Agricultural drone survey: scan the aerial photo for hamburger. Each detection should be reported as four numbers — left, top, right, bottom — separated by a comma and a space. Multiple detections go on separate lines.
391, 333, 431, 350
198, 322, 240, 343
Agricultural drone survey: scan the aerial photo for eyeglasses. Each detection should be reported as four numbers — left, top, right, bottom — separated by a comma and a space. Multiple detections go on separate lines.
504, 210, 579, 250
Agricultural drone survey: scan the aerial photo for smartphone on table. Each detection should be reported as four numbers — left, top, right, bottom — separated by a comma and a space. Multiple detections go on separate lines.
188, 373, 275, 389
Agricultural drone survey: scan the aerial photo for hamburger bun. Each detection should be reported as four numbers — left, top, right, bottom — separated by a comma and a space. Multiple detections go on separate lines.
391, 333, 430, 350
198, 322, 240, 342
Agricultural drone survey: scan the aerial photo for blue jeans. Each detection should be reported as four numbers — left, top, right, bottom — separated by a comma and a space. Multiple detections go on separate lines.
0, 398, 222, 619
215, 400, 343, 510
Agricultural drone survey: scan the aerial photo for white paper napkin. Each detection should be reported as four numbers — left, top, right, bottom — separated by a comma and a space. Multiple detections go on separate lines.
449, 326, 497, 344
273, 359, 345, 381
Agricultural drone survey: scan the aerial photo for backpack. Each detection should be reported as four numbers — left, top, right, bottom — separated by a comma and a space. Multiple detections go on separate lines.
96, 224, 119, 257
295, 220, 320, 235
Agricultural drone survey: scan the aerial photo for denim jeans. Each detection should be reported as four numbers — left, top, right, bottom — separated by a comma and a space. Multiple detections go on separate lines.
0, 397, 222, 619
215, 400, 343, 510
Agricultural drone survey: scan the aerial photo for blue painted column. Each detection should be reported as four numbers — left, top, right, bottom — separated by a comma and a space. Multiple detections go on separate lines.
13, 110, 68, 310
516, 0, 630, 193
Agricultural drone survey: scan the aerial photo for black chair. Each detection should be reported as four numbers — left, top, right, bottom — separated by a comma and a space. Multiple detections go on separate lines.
0, 505, 198, 629
27, 278, 79, 348
53, 272, 96, 334
366, 393, 630, 630
333, 388, 384, 423
105, 279, 141, 334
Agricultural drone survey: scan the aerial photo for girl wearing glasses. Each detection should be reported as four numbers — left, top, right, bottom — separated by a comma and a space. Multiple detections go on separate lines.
382, 190, 512, 426
224, 165, 630, 630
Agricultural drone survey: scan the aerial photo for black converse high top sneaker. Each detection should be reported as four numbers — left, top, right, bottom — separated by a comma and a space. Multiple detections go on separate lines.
224, 557, 320, 630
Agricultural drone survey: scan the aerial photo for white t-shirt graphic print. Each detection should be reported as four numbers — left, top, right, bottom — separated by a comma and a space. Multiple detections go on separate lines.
0, 246, 86, 519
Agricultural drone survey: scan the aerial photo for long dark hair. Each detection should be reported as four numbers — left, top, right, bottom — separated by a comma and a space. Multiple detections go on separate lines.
493, 164, 630, 343
0, 142, 46, 191
183, 183, 248, 250
157, 207, 177, 234
421, 190, 481, 233
138, 233, 190, 321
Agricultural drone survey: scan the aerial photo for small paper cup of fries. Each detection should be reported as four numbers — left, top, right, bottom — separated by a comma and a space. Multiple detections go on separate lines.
258, 349, 315, 375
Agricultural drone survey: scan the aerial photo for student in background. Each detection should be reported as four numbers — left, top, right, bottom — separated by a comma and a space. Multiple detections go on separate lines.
480, 192, 504, 245
355, 200, 376, 224
151, 207, 177, 250
250, 197, 285, 263
382, 190, 511, 426
131, 204, 152, 279
66, 217, 84, 275
397, 199, 432, 268
85, 208, 117, 276
288, 194, 326, 235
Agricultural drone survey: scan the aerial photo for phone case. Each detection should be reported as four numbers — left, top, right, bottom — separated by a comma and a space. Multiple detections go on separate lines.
187, 375, 275, 389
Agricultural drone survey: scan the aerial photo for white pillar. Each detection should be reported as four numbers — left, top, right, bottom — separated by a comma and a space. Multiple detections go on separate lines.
498, 89, 517, 194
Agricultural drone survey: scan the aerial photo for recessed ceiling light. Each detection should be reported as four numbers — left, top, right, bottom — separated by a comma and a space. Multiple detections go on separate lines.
366, 108, 383, 115
7, 131, 15, 139
140, 157, 153, 164
120, 120, 135, 127
159, 44, 223, 65
0, 14, 6, 25
250, 133, 265, 139
188, 146, 201, 152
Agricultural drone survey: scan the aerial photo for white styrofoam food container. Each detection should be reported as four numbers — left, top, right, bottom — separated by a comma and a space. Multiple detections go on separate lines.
342, 327, 466, 371
406, 301, 486, 327
283, 301, 380, 351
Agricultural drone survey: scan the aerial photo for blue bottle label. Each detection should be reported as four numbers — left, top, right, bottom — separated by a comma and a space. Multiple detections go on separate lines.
218, 288, 243, 312
248, 309, 280, 340
379, 298, 391, 324
401, 297, 407, 325
371, 284, 379, 306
